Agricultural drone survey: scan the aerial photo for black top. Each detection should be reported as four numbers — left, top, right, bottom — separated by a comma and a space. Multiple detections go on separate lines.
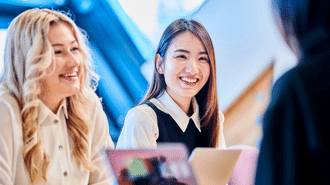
255, 32, 330, 184
145, 101, 207, 154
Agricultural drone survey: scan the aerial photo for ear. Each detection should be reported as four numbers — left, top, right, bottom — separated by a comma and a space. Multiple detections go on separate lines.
156, 54, 164, 74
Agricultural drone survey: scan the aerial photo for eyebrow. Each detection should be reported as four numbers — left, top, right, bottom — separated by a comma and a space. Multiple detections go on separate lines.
52, 40, 77, 47
174, 49, 208, 55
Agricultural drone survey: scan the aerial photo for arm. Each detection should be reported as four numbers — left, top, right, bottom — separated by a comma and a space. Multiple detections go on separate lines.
88, 93, 115, 185
0, 101, 14, 185
116, 105, 158, 149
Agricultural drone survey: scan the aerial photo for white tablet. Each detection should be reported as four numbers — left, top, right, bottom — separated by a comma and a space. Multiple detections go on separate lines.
189, 148, 241, 185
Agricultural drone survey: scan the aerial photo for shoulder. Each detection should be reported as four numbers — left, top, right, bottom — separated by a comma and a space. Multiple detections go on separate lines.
219, 110, 225, 124
272, 59, 329, 95
126, 103, 157, 121
0, 83, 21, 120
83, 90, 104, 115
270, 65, 306, 104
122, 104, 159, 134
0, 83, 22, 148
0, 96, 15, 128
85, 90, 102, 105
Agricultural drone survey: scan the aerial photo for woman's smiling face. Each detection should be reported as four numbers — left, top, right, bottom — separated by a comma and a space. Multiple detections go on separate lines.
157, 31, 210, 105
40, 22, 83, 112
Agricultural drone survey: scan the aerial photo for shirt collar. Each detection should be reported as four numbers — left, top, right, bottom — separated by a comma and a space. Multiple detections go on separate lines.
38, 98, 68, 125
154, 91, 201, 132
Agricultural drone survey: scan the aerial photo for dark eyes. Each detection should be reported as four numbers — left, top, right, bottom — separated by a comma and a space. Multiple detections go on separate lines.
54, 47, 79, 55
175, 54, 209, 62
199, 57, 209, 61
176, 55, 187, 59
71, 47, 79, 51
54, 50, 62, 54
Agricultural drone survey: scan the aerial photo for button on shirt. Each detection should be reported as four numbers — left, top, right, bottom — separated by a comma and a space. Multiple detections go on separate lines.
116, 91, 226, 149
0, 83, 115, 185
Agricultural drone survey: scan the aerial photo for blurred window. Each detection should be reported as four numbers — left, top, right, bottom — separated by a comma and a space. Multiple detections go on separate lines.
117, 0, 206, 48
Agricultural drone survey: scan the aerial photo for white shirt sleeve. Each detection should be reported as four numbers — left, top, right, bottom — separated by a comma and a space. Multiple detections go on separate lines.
218, 111, 227, 149
0, 101, 14, 185
88, 92, 115, 185
116, 104, 158, 149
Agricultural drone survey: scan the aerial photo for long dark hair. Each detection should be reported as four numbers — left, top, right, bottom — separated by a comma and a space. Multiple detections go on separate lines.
140, 19, 220, 147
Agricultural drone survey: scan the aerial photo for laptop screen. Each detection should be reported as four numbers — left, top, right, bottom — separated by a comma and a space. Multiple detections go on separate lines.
105, 143, 198, 185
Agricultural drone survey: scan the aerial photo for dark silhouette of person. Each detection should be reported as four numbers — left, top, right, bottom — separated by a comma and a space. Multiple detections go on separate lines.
255, 0, 330, 184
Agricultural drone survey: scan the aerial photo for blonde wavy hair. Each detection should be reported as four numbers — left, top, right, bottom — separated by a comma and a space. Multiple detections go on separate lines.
1, 8, 99, 184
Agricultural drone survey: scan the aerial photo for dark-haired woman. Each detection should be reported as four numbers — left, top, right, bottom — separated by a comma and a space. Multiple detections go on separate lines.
116, 19, 226, 153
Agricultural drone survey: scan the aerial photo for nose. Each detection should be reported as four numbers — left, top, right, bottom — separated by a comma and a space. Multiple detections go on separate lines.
185, 58, 199, 75
66, 52, 80, 67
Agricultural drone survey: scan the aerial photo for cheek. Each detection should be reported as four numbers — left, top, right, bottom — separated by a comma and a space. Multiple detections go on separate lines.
165, 60, 182, 74
42, 66, 55, 84
40, 75, 51, 92
206, 66, 211, 79
202, 63, 211, 78
45, 62, 54, 74
78, 56, 85, 69
76, 52, 84, 62
45, 58, 60, 76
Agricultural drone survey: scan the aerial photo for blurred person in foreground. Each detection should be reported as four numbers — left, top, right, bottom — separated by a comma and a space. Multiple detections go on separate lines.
0, 8, 114, 184
255, 0, 330, 184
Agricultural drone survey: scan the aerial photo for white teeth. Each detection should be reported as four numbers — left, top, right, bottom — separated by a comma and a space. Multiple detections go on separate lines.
61, 72, 77, 78
181, 77, 198, 83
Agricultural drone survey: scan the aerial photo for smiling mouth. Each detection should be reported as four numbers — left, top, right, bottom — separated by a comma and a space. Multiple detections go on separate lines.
59, 72, 78, 79
180, 76, 199, 85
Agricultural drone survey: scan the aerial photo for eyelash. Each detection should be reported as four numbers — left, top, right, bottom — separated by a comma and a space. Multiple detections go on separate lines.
199, 57, 209, 61
176, 55, 209, 62
177, 55, 187, 59
54, 50, 62, 54
54, 47, 79, 54
71, 47, 79, 51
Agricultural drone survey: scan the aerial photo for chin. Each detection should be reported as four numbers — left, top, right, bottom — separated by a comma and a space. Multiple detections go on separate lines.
65, 86, 80, 97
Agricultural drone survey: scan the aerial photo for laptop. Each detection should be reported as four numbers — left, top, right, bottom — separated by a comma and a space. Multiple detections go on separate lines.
105, 143, 198, 185
188, 148, 242, 185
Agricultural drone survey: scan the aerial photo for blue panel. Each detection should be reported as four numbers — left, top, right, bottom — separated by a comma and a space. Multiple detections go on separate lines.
72, 0, 149, 103
0, 17, 12, 28
90, 43, 134, 128
0, 0, 66, 7
107, 0, 154, 61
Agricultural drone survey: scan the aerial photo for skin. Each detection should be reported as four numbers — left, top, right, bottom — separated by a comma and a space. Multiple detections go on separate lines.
39, 22, 82, 113
156, 31, 210, 116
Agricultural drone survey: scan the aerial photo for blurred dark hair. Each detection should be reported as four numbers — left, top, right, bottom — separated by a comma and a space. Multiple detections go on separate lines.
273, 0, 330, 58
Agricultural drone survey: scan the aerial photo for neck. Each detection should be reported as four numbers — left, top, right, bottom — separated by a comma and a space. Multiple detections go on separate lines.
39, 94, 63, 114
169, 94, 193, 116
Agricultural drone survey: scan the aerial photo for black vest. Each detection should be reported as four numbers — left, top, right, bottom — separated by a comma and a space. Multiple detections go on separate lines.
145, 101, 207, 154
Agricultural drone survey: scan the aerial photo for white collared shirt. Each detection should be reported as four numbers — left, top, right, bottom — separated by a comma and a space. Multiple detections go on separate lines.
0, 83, 115, 185
116, 91, 226, 149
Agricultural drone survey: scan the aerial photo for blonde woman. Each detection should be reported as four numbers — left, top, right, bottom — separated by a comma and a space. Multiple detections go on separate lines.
0, 8, 114, 184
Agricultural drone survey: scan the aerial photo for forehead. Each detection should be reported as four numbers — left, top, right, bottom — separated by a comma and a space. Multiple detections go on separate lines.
168, 31, 206, 53
48, 22, 76, 44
